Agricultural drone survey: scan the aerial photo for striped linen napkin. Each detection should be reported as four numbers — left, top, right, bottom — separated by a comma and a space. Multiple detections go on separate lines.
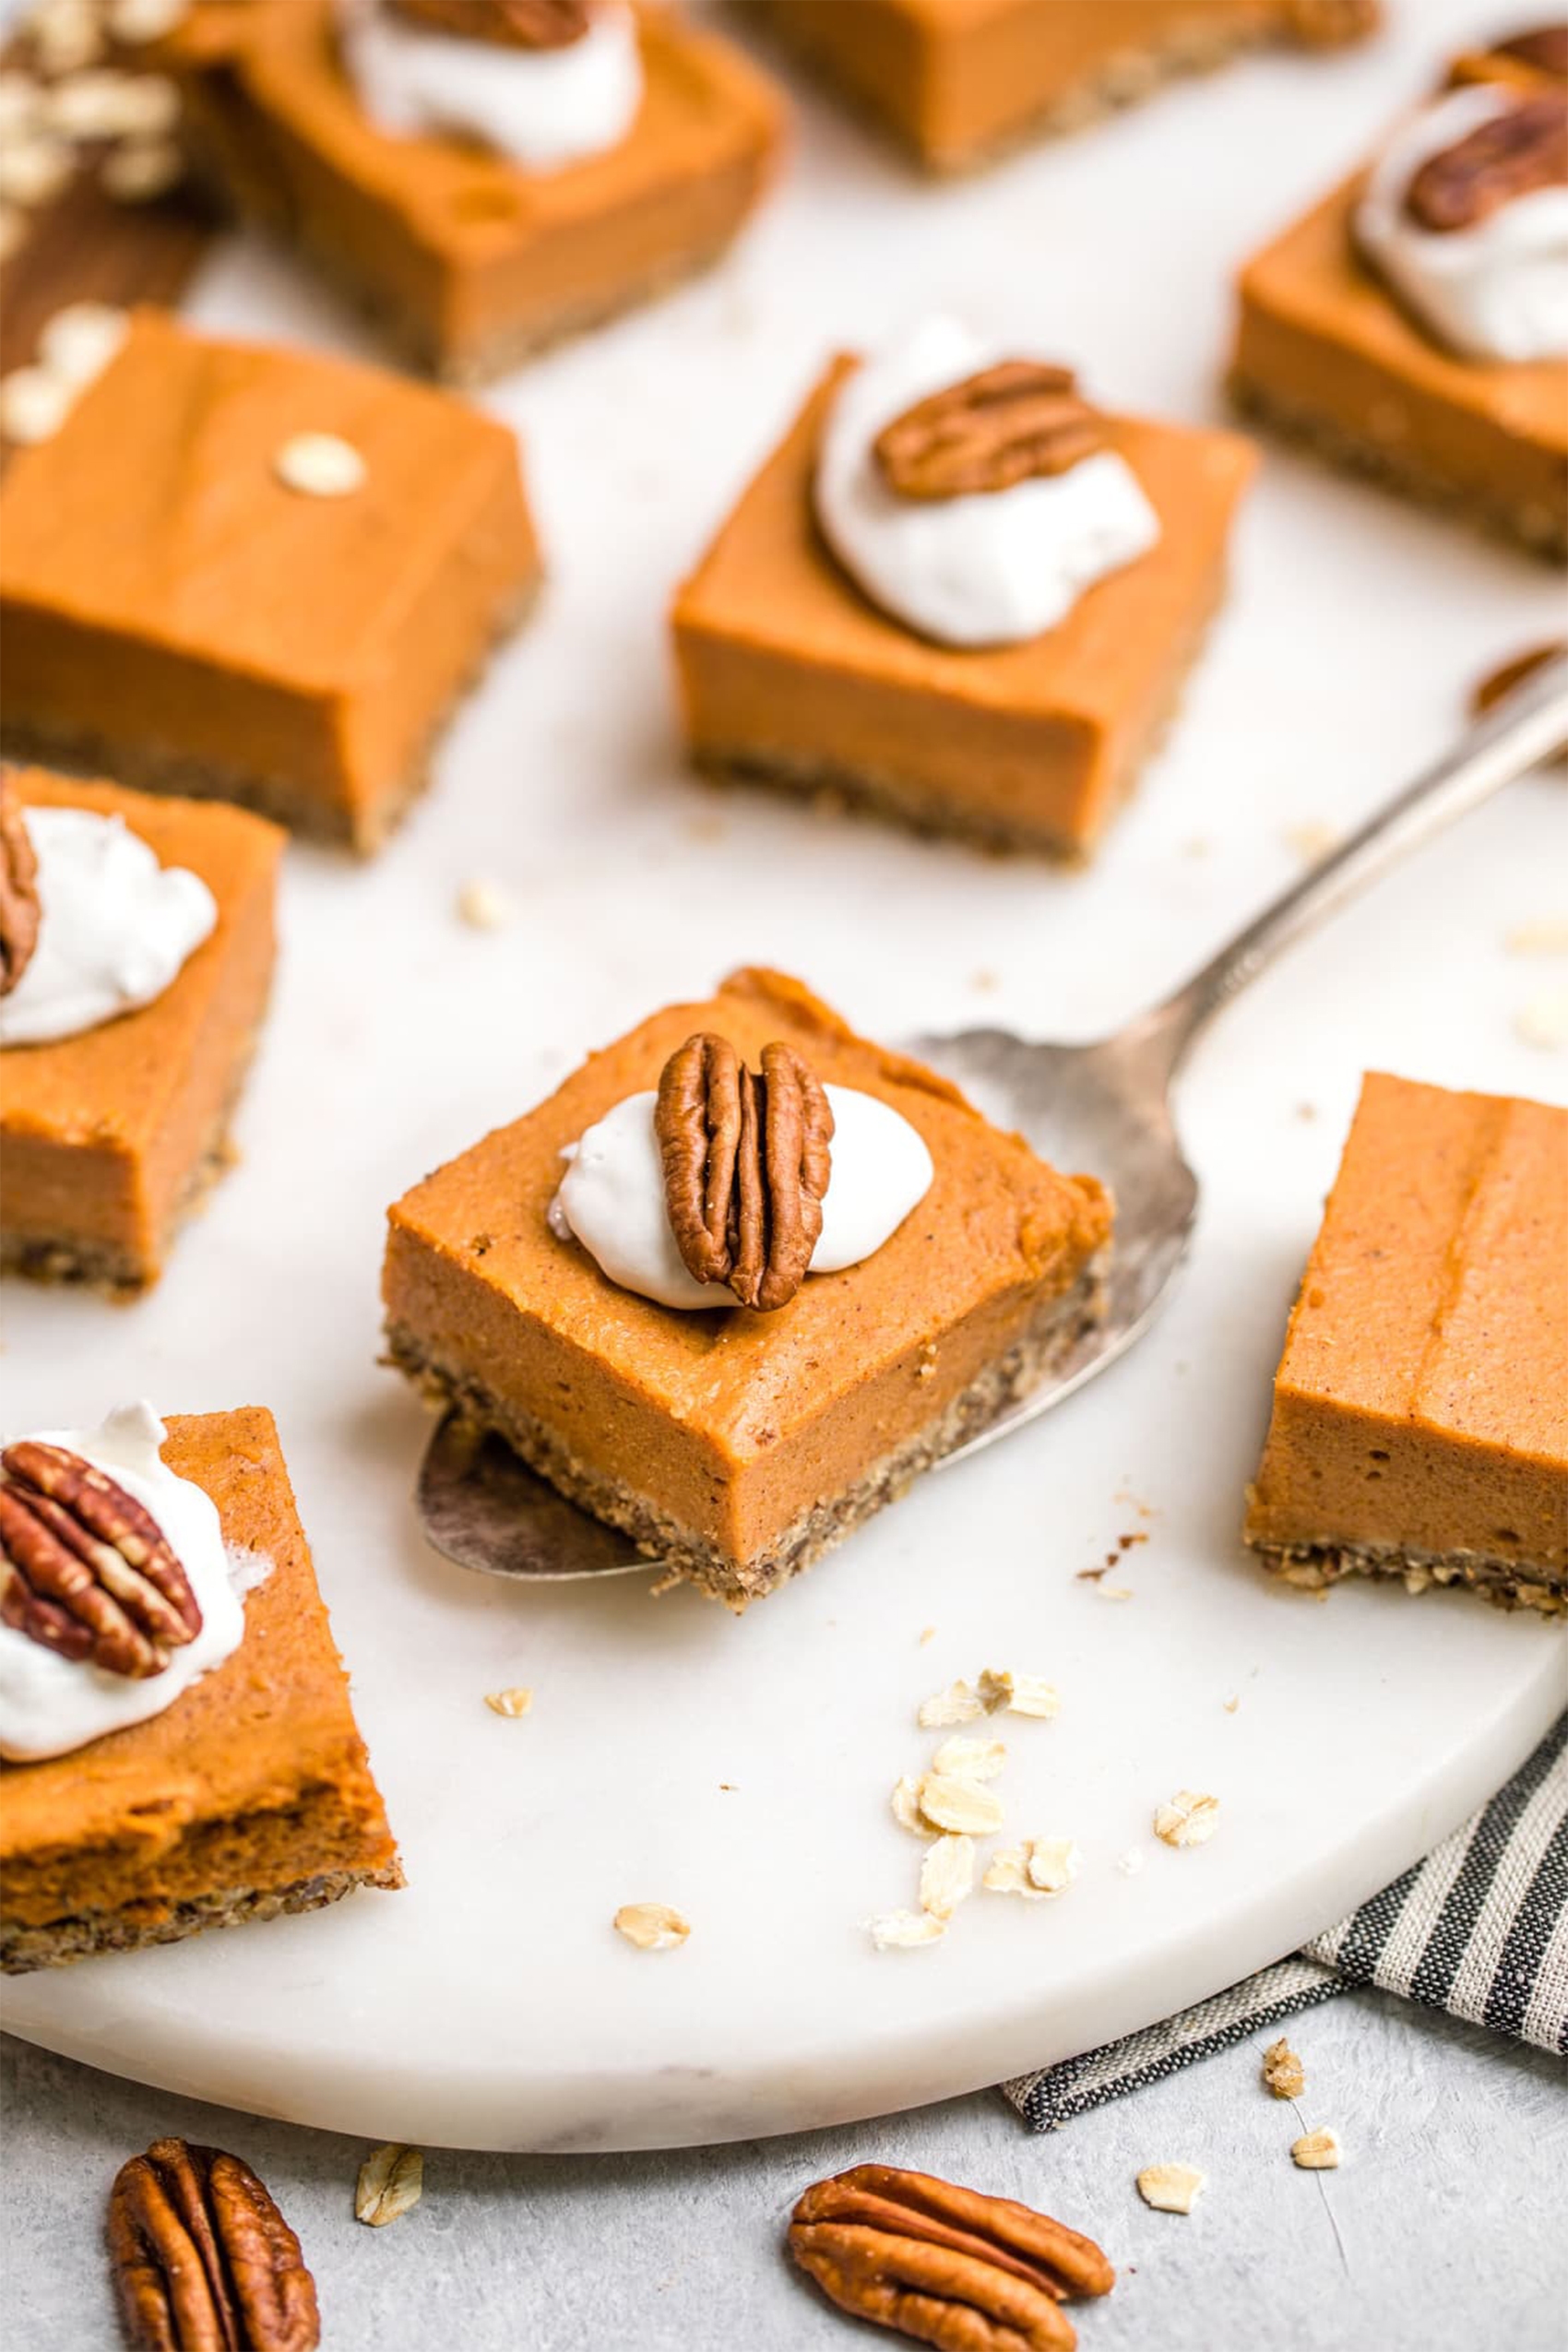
1004, 1710, 1568, 2131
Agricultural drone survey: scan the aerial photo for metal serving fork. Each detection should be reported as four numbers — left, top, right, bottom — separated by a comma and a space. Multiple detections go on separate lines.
418, 654, 1568, 1581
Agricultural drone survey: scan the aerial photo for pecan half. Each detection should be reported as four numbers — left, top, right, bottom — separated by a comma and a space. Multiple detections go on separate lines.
1279, 0, 1380, 48
386, 0, 589, 48
0, 1440, 202, 1678
1492, 26, 1568, 78
873, 362, 1104, 502
0, 774, 41, 1000
790, 2165, 1114, 2352
1406, 90, 1568, 232
655, 1033, 833, 1311
109, 2137, 320, 2352
1472, 636, 1565, 716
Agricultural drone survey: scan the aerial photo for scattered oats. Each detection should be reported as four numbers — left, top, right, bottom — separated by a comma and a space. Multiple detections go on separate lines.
1505, 919, 1568, 956
1263, 2037, 1305, 2100
457, 878, 513, 932
918, 1624, 936, 1647
613, 1902, 690, 1952
1137, 2163, 1206, 2215
976, 1667, 1014, 1714
0, 135, 73, 207
919, 1834, 975, 1919
0, 208, 26, 262
1223, 1695, 1241, 1714
916, 1773, 1004, 1836
1284, 821, 1340, 864
0, 364, 73, 445
1025, 1836, 1080, 1895
1515, 990, 1568, 1051
101, 136, 183, 200
482, 1685, 531, 1718
918, 1679, 983, 1729
982, 1849, 1041, 1899
1007, 1676, 1060, 1719
1098, 1584, 1134, 1602
1154, 1790, 1220, 1848
931, 1735, 1006, 1783
1290, 2128, 1341, 2170
274, 430, 366, 498
355, 2144, 423, 2227
890, 1776, 932, 1836
108, 0, 192, 39
1116, 1847, 1145, 1878
38, 299, 128, 385
869, 1907, 946, 1951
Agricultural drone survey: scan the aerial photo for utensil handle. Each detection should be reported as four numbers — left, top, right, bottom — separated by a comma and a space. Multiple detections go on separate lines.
1153, 651, 1568, 1071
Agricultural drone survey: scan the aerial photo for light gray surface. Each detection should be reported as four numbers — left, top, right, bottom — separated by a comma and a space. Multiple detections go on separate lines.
4, 1992, 1563, 2349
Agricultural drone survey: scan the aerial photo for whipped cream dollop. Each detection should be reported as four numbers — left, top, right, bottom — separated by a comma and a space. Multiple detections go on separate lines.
344, 0, 643, 172
551, 1086, 935, 1310
1356, 85, 1568, 362
0, 1404, 246, 1764
0, 806, 217, 1049
813, 315, 1161, 649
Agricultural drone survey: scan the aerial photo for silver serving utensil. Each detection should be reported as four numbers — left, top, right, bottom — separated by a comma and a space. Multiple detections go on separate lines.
419, 656, 1568, 1580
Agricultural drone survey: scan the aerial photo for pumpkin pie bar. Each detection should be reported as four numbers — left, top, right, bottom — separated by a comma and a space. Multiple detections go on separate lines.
1244, 1073, 1568, 1615
0, 1404, 399, 1971
159, 0, 785, 383
0, 306, 540, 847
743, 0, 1377, 175
384, 967, 1111, 1604
671, 326, 1255, 857
1, 768, 281, 1295
1228, 33, 1568, 557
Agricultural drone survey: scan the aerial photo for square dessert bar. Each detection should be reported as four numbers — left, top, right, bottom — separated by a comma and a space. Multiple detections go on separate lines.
0, 1408, 399, 1970
163, 0, 785, 382
1228, 137, 1567, 557
385, 968, 1111, 1604
745, 0, 1378, 174
1244, 1073, 1568, 1614
1, 770, 281, 1294
0, 308, 540, 848
671, 358, 1255, 858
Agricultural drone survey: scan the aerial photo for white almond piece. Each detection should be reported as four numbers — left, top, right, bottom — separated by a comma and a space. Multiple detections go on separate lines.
38, 300, 128, 386
869, 1907, 946, 1952
1154, 1790, 1220, 1849
917, 1679, 982, 1728
108, 0, 192, 40
891, 1776, 932, 1837
931, 1735, 1005, 1783
917, 1773, 1004, 1836
919, 1834, 974, 1919
0, 136, 73, 207
1290, 2129, 1341, 2170
1007, 1675, 1061, 1719
457, 879, 514, 932
1136, 2162, 1206, 2215
0, 365, 74, 445
355, 2143, 423, 2227
613, 1902, 690, 1952
482, 1686, 532, 1718
274, 430, 366, 498
1024, 1837, 1080, 1895
101, 135, 183, 201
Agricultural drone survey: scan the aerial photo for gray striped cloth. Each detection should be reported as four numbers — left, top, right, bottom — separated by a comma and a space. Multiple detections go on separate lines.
1004, 1710, 1568, 2131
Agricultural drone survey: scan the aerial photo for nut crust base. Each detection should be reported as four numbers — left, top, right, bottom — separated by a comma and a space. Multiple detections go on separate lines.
1248, 1532, 1567, 1616
1, 1859, 405, 1974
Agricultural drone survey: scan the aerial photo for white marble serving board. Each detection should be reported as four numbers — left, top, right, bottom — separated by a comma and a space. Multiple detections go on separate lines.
4, 0, 1566, 2153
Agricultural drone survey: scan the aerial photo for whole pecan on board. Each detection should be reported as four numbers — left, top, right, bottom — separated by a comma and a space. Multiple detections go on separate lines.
0, 775, 41, 999
789, 2163, 1114, 2352
1491, 26, 1568, 77
873, 362, 1105, 502
1406, 91, 1568, 232
109, 2138, 320, 2352
386, 0, 589, 48
655, 1032, 833, 1311
0, 1441, 202, 1677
